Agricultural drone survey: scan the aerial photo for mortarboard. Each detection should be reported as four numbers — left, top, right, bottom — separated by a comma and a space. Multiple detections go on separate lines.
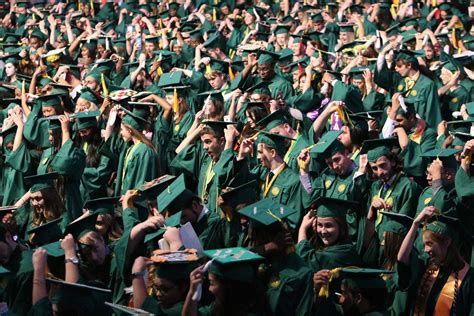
121, 110, 147, 132
424, 214, 459, 238
27, 217, 64, 246
197, 90, 224, 103
201, 120, 236, 133
138, 175, 177, 200
420, 148, 461, 171
144, 211, 182, 243
380, 211, 413, 235
257, 49, 280, 65
0, 124, 17, 145
75, 111, 101, 130
83, 197, 119, 216
64, 212, 99, 240
274, 24, 291, 35
157, 174, 195, 213
310, 130, 345, 159
339, 268, 394, 289
220, 180, 258, 210
238, 198, 297, 226
37, 93, 62, 108
204, 247, 264, 283
395, 49, 425, 64
25, 172, 59, 193
256, 130, 294, 157
316, 197, 358, 218
360, 138, 399, 162
255, 109, 290, 131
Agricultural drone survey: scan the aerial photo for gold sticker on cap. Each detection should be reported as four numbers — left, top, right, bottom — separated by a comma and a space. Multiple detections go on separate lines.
271, 187, 280, 196
338, 184, 346, 192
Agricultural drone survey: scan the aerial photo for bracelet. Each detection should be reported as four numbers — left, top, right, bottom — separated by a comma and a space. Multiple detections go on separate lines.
132, 271, 146, 278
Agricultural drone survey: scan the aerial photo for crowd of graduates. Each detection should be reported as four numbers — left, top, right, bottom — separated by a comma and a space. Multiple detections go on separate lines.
0, 0, 473, 315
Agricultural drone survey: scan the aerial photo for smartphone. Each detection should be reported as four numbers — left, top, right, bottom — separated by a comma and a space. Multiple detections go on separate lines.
136, 35, 142, 50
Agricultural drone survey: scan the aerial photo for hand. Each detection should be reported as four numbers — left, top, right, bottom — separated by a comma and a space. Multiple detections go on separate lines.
189, 265, 204, 292
462, 139, 474, 157
247, 53, 258, 67
429, 158, 443, 180
224, 124, 239, 144
139, 216, 165, 233
132, 256, 150, 274
447, 71, 460, 87
60, 234, 76, 256
313, 269, 331, 293
237, 138, 255, 160
58, 114, 70, 130
324, 101, 344, 115
362, 69, 373, 91
10, 111, 23, 127
414, 206, 437, 224
298, 148, 311, 172
437, 120, 447, 136
195, 110, 205, 122
121, 189, 140, 209
371, 197, 389, 211
358, 154, 368, 173
163, 227, 182, 247
300, 212, 316, 233
32, 248, 48, 271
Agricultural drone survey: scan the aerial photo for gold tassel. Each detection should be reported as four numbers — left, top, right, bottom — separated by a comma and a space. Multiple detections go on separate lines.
390, 4, 397, 19
157, 66, 163, 77
452, 28, 458, 49
318, 268, 342, 298
159, 19, 163, 30
90, 0, 93, 11
205, 64, 212, 75
212, 8, 217, 23
432, 0, 437, 7
173, 88, 179, 113
101, 73, 109, 97
21, 80, 25, 96
78, 2, 81, 10
228, 65, 235, 80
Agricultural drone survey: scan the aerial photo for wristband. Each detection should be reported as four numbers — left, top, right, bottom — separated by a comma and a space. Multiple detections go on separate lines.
132, 271, 146, 278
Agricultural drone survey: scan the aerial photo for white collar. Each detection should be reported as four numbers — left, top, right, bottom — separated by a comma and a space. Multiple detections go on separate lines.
270, 163, 285, 174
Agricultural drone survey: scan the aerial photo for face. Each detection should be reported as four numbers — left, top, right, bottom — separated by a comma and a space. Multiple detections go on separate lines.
424, 45, 434, 60
180, 203, 200, 224
81, 47, 91, 58
276, 33, 288, 46
395, 61, 410, 77
257, 143, 274, 169
153, 277, 184, 308
243, 11, 255, 25
201, 133, 224, 162
48, 129, 56, 145
317, 217, 341, 246
394, 113, 414, 131
208, 74, 225, 90
145, 42, 155, 54
30, 191, 45, 211
246, 110, 257, 128
440, 68, 453, 85
338, 284, 357, 313
76, 98, 92, 112
339, 32, 353, 45
96, 44, 105, 56
313, 21, 324, 31
84, 76, 98, 91
88, 238, 107, 265
324, 151, 352, 176
257, 63, 274, 81
369, 156, 395, 183
165, 94, 175, 105
42, 105, 56, 117
29, 37, 41, 49
95, 214, 110, 237
290, 41, 303, 56
208, 273, 223, 295
204, 100, 216, 116
4, 63, 16, 77
351, 78, 364, 91
270, 124, 291, 137
422, 232, 450, 266
337, 126, 352, 147
120, 124, 132, 141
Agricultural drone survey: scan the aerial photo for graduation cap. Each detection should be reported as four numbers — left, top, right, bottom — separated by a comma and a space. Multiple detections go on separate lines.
257, 49, 280, 65
27, 217, 63, 246
274, 24, 291, 35
420, 148, 461, 171
25, 172, 59, 193
311, 12, 323, 22
0, 124, 17, 145
277, 48, 294, 65
197, 90, 224, 103
256, 130, 294, 157
395, 49, 425, 64
157, 174, 195, 213
385, 23, 401, 38
238, 198, 297, 226
122, 110, 147, 132
37, 93, 62, 108
348, 66, 371, 80
310, 130, 345, 159
446, 119, 474, 134
205, 247, 264, 283
157, 71, 187, 91
256, 109, 290, 131
245, 81, 271, 96
202, 120, 236, 133
360, 138, 399, 163
338, 23, 355, 33
105, 302, 152, 315
83, 197, 119, 216
75, 110, 101, 130
203, 32, 225, 50
465, 102, 474, 118
380, 211, 413, 235
30, 29, 48, 42
438, 3, 452, 11
315, 197, 358, 218
348, 110, 384, 122
452, 132, 474, 148
138, 175, 176, 200
220, 180, 258, 210
339, 268, 394, 289
424, 214, 459, 238
144, 211, 182, 243
64, 212, 99, 240
336, 40, 368, 55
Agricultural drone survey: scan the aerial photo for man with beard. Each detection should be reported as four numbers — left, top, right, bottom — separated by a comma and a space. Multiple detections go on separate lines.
357, 138, 421, 266
75, 111, 113, 201
171, 118, 239, 213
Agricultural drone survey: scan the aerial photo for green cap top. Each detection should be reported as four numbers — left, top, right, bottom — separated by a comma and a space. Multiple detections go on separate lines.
138, 175, 177, 200
465, 102, 474, 117
220, 180, 258, 209
256, 109, 290, 131
256, 130, 293, 157
316, 197, 358, 218
41, 240, 65, 258
274, 24, 291, 35
338, 23, 355, 33
27, 217, 63, 247
360, 138, 399, 162
203, 33, 225, 50
425, 214, 458, 238
121, 111, 147, 132
158, 71, 183, 87
0, 124, 18, 145
395, 49, 425, 64
38, 93, 62, 108
157, 174, 195, 213
83, 197, 119, 216
340, 268, 394, 289
205, 247, 264, 283
78, 87, 99, 104
64, 212, 99, 240
238, 198, 297, 226
446, 119, 474, 134
197, 90, 224, 103
245, 81, 271, 95
310, 130, 345, 159
144, 211, 182, 243
75, 110, 101, 130
421, 148, 460, 170
30, 29, 48, 42
278, 48, 294, 65
202, 120, 236, 133
257, 49, 279, 65
154, 258, 199, 281
25, 172, 59, 193
380, 211, 413, 234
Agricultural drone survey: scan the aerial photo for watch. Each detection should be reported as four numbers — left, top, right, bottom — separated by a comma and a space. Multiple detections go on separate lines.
132, 271, 146, 278
64, 256, 79, 265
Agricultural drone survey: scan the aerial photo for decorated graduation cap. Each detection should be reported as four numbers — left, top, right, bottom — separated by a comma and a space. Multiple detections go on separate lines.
424, 214, 459, 239
64, 212, 99, 240
83, 197, 119, 216
25, 172, 59, 193
256, 109, 290, 131
315, 197, 358, 218
310, 130, 345, 159
144, 211, 182, 243
257, 49, 280, 65
138, 175, 176, 200
360, 138, 399, 163
420, 148, 461, 171
220, 180, 258, 209
204, 247, 264, 283
339, 268, 394, 289
380, 211, 413, 235
75, 110, 100, 130
157, 174, 195, 213
154, 253, 199, 281
27, 217, 63, 246
238, 198, 297, 226
256, 130, 293, 157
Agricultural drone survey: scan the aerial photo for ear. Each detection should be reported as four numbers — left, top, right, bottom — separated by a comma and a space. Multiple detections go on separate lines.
354, 292, 363, 305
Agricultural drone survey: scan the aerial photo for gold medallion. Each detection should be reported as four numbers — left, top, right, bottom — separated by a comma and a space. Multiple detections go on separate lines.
269, 276, 281, 288
271, 187, 280, 196
410, 90, 417, 96
452, 97, 458, 103
424, 197, 432, 205
397, 84, 404, 91
325, 180, 332, 189
338, 183, 346, 193
174, 124, 180, 132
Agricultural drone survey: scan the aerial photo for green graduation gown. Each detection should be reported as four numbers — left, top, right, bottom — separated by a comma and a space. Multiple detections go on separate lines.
2, 143, 33, 206
80, 142, 114, 201
399, 127, 437, 178
141, 297, 183, 315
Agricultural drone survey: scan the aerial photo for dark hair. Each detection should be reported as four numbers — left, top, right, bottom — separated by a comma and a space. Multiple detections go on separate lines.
349, 126, 369, 148
199, 126, 225, 139
75, 125, 102, 168
366, 151, 404, 180
383, 231, 405, 270
31, 187, 65, 227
